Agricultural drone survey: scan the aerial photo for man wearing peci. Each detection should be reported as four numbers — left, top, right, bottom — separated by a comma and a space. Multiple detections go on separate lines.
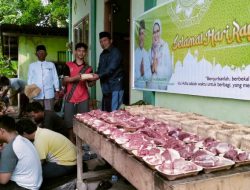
93, 32, 124, 112
27, 45, 60, 110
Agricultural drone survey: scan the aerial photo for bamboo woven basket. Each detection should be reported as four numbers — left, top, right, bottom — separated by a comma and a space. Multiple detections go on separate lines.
229, 128, 250, 148
184, 112, 208, 121
216, 129, 236, 143
197, 124, 219, 139
240, 135, 250, 151
180, 120, 204, 134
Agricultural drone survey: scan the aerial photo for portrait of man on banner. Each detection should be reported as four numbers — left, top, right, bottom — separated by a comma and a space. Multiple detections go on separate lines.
134, 20, 152, 89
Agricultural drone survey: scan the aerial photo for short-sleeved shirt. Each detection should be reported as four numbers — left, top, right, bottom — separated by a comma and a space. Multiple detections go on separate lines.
42, 110, 69, 137
34, 127, 76, 166
63, 61, 92, 103
9, 78, 27, 93
0, 135, 42, 190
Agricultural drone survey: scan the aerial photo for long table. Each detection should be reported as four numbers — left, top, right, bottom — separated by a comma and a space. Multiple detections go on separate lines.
73, 119, 250, 190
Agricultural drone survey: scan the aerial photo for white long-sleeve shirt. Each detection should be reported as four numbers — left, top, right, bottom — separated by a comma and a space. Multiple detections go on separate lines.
27, 61, 59, 99
134, 47, 152, 88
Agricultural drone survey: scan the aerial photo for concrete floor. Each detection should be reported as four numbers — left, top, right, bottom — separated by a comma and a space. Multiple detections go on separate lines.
48, 156, 136, 190
50, 174, 136, 190
51, 178, 136, 190
86, 179, 136, 190
82, 156, 136, 190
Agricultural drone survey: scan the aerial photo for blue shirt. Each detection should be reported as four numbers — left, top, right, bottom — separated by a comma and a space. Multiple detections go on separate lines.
97, 45, 124, 94
28, 61, 59, 99
9, 78, 26, 93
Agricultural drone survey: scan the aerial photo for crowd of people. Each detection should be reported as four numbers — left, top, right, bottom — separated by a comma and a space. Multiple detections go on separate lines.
0, 31, 124, 189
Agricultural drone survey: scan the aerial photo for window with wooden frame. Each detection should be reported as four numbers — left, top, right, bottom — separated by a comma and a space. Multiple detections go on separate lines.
73, 15, 89, 46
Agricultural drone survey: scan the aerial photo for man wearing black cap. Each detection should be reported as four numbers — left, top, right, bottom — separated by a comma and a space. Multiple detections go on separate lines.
93, 32, 124, 112
27, 45, 60, 110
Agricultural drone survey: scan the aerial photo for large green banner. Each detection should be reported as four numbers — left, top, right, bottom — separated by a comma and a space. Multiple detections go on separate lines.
133, 0, 250, 100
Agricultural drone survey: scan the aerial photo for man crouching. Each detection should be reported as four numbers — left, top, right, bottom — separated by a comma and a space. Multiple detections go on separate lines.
16, 118, 76, 179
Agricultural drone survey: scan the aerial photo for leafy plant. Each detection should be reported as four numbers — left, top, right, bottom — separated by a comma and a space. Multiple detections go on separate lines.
0, 56, 18, 78
0, 0, 68, 27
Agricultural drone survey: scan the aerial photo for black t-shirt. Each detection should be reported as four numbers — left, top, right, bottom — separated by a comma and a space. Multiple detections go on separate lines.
42, 110, 69, 137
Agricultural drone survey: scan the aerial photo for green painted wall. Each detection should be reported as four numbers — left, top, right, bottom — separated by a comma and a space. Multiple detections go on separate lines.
71, 0, 98, 101
68, 0, 73, 61
18, 35, 67, 81
156, 93, 250, 125
95, 1, 105, 103
142, 0, 156, 105
130, 0, 250, 125
130, 0, 145, 104
72, 0, 90, 25
90, 0, 97, 100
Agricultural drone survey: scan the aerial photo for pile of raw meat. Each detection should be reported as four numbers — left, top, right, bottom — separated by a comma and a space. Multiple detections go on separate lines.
75, 107, 250, 180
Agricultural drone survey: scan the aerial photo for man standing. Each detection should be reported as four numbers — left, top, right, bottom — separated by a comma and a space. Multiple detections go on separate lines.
94, 32, 124, 112
63, 43, 93, 143
27, 45, 60, 110
0, 115, 42, 189
134, 20, 152, 89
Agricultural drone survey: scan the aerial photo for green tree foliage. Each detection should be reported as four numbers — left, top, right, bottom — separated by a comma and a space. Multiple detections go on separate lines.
0, 0, 19, 24
44, 0, 68, 27
0, 56, 18, 77
17, 0, 45, 26
0, 0, 68, 27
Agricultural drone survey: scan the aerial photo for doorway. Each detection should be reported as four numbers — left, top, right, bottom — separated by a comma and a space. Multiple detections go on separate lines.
104, 0, 130, 105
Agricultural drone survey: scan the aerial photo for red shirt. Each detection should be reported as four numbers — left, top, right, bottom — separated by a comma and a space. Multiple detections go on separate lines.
64, 61, 92, 103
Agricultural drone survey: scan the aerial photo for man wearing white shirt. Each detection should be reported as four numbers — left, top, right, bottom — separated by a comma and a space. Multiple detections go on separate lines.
0, 115, 42, 190
134, 20, 152, 89
27, 45, 59, 110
